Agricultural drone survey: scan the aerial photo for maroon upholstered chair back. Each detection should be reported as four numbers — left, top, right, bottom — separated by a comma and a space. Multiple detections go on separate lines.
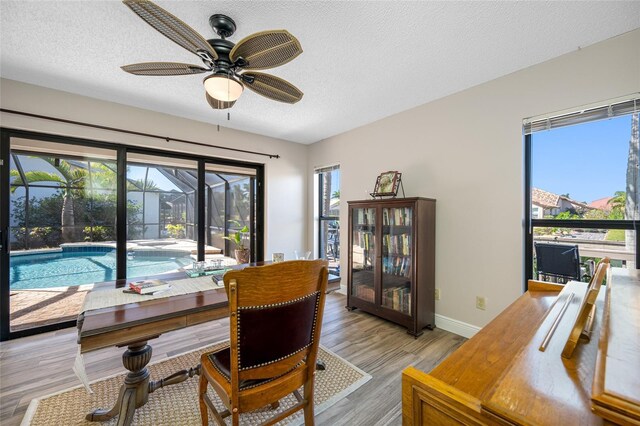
223, 260, 328, 381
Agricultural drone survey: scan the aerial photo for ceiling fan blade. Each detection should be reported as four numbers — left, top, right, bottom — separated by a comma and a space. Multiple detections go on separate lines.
123, 0, 218, 61
242, 72, 303, 104
206, 92, 236, 110
229, 30, 302, 70
122, 62, 209, 76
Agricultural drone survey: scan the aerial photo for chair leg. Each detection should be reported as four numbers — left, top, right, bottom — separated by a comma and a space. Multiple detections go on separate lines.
303, 380, 315, 425
198, 375, 209, 426
232, 411, 240, 426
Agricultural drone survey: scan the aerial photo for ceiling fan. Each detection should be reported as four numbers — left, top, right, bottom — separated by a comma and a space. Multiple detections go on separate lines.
121, 0, 303, 110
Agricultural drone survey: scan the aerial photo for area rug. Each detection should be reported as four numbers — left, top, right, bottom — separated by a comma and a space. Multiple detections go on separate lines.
22, 342, 371, 426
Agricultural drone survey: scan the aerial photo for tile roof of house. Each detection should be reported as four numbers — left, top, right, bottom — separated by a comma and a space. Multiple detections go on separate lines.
532, 188, 593, 210
531, 188, 560, 208
562, 197, 592, 210
587, 196, 614, 211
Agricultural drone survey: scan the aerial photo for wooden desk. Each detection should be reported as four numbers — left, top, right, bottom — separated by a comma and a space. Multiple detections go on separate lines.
80, 269, 340, 353
78, 277, 228, 425
78, 263, 340, 425
79, 286, 228, 353
402, 267, 640, 425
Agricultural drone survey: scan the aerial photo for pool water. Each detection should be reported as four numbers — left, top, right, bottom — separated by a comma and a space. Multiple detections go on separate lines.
10, 250, 194, 289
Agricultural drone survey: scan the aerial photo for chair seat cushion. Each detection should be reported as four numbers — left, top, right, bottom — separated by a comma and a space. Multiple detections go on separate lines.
208, 347, 272, 390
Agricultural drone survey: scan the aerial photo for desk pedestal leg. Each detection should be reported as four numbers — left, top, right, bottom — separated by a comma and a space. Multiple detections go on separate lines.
87, 341, 151, 425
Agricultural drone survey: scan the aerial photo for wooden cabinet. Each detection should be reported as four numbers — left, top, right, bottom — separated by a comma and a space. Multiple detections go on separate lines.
347, 197, 436, 336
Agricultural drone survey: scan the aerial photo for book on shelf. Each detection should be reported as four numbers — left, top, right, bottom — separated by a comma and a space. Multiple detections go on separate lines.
382, 254, 412, 277
383, 233, 411, 257
126, 279, 171, 295
355, 284, 375, 301
354, 230, 373, 251
356, 208, 373, 226
382, 285, 411, 313
382, 207, 413, 226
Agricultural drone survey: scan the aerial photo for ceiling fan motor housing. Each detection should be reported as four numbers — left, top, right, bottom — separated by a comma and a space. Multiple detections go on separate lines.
208, 38, 235, 75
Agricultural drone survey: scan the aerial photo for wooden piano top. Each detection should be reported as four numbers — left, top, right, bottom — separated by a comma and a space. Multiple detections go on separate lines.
428, 280, 600, 425
421, 267, 640, 425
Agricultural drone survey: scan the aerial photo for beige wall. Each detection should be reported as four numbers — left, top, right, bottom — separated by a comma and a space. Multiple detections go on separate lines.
308, 29, 640, 331
0, 78, 309, 260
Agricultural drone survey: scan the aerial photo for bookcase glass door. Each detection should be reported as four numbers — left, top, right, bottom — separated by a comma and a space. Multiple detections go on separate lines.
351, 207, 376, 303
381, 206, 413, 315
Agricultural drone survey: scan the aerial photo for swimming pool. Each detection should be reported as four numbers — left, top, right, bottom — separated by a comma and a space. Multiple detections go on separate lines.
10, 248, 194, 289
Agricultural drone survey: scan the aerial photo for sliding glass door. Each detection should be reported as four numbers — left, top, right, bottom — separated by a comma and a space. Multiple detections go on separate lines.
5, 137, 118, 335
204, 164, 257, 262
0, 129, 264, 340
126, 154, 199, 279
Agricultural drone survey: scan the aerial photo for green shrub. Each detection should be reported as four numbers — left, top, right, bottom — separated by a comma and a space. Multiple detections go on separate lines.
30, 227, 61, 247
165, 223, 186, 239
83, 226, 115, 242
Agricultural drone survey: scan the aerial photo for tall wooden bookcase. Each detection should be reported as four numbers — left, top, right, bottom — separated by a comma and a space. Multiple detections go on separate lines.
347, 197, 436, 336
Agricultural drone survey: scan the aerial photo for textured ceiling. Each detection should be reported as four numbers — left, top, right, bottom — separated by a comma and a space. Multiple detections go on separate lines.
1, 1, 639, 144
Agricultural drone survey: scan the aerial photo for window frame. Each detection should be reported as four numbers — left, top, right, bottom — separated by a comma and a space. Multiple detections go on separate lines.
524, 131, 640, 290
317, 168, 340, 273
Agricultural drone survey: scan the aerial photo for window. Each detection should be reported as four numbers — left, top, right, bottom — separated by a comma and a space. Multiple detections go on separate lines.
525, 98, 639, 285
316, 165, 340, 276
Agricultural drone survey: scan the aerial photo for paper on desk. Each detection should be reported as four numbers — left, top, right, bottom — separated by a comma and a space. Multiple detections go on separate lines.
73, 346, 93, 394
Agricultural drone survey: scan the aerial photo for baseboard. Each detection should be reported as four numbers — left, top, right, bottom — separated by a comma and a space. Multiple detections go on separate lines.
435, 314, 481, 339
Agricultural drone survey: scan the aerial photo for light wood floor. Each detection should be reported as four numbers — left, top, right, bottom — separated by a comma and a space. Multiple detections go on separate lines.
0, 292, 466, 426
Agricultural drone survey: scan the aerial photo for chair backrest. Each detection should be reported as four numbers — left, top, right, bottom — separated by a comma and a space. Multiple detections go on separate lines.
534, 242, 581, 281
223, 260, 328, 382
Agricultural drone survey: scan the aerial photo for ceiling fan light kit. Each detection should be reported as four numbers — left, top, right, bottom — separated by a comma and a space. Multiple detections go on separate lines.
121, 0, 304, 110
203, 74, 243, 102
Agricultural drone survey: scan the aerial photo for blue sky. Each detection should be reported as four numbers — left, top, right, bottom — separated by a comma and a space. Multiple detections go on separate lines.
532, 114, 632, 203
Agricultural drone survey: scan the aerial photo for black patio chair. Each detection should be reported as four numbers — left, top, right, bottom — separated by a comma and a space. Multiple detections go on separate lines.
534, 242, 581, 283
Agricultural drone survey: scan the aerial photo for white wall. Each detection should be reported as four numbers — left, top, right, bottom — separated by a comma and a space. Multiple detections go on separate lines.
0, 78, 309, 260
307, 29, 640, 332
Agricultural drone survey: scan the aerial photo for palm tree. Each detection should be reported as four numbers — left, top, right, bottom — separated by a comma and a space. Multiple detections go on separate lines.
608, 191, 626, 218
11, 158, 89, 242
322, 172, 332, 216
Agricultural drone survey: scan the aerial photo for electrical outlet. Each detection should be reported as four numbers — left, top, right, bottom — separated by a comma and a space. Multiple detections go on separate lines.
435, 288, 441, 300
476, 296, 487, 310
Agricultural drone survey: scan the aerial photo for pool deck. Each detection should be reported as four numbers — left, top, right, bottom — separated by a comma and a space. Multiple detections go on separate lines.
10, 287, 89, 331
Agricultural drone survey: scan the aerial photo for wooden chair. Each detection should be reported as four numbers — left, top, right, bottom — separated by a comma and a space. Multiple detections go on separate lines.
198, 260, 329, 426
